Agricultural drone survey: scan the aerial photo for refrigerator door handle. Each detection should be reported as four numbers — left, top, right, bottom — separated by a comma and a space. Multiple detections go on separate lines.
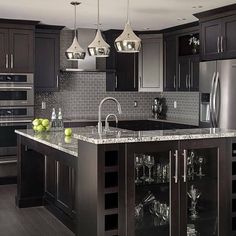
213, 72, 220, 127
210, 72, 216, 127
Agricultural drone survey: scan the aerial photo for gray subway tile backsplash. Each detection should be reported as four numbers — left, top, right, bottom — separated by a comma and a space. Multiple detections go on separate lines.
35, 29, 199, 126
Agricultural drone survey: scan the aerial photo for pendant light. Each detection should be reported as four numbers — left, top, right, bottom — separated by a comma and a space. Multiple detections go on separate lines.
65, 2, 86, 60
114, 0, 141, 53
88, 0, 110, 57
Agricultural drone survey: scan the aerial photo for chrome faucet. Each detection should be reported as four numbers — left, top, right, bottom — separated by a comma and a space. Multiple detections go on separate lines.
98, 97, 122, 135
104, 114, 118, 132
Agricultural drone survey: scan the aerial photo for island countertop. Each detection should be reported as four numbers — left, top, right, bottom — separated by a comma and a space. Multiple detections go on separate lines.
73, 127, 236, 144
15, 129, 78, 157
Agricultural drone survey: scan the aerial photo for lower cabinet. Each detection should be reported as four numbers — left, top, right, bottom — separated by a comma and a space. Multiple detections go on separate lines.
126, 139, 230, 236
44, 156, 75, 226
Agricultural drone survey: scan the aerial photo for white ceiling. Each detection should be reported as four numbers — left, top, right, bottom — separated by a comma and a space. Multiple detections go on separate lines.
0, 0, 235, 30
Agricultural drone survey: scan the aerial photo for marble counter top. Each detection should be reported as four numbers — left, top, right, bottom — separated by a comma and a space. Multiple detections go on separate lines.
73, 127, 236, 144
15, 129, 78, 157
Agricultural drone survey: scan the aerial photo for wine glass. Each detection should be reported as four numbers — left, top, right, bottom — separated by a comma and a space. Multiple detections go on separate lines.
140, 154, 147, 181
135, 154, 143, 184
187, 185, 201, 220
144, 155, 155, 183
196, 156, 205, 178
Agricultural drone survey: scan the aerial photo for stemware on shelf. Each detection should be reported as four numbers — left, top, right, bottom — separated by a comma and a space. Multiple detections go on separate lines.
187, 185, 201, 220
144, 155, 155, 183
141, 154, 147, 181
196, 156, 205, 178
135, 154, 143, 184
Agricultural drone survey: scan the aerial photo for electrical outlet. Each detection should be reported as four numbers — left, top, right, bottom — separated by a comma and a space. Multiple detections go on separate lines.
174, 101, 177, 109
41, 101, 46, 110
134, 101, 138, 107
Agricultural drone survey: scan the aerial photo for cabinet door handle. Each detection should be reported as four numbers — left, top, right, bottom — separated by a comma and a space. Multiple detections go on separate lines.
173, 150, 178, 184
115, 75, 118, 89
56, 75, 59, 88
182, 150, 187, 183
217, 36, 220, 53
178, 64, 181, 88
10, 54, 13, 69
173, 75, 176, 89
56, 161, 59, 198
221, 36, 223, 52
134, 55, 136, 89
186, 75, 188, 88
6, 54, 8, 69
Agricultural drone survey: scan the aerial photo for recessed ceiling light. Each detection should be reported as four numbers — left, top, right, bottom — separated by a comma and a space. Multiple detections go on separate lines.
145, 27, 150, 30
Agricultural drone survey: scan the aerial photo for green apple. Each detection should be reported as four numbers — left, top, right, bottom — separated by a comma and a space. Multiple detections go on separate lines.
64, 128, 72, 136
33, 125, 37, 131
32, 119, 40, 126
42, 119, 50, 127
64, 136, 72, 144
37, 124, 44, 132
39, 118, 43, 124
45, 125, 51, 132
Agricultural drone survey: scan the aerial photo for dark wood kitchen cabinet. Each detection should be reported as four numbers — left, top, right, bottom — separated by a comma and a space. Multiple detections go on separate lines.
35, 25, 63, 91
104, 30, 138, 91
0, 25, 35, 73
178, 55, 199, 91
164, 24, 199, 92
164, 36, 177, 91
195, 6, 236, 60
44, 155, 75, 229
126, 138, 230, 236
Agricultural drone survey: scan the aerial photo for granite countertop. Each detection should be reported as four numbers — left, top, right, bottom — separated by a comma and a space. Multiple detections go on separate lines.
64, 116, 198, 126
15, 129, 78, 157
73, 127, 236, 144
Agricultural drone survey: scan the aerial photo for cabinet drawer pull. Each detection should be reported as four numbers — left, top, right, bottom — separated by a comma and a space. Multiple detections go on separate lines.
10, 54, 13, 69
173, 150, 178, 184
217, 37, 220, 53
182, 150, 187, 183
6, 54, 8, 69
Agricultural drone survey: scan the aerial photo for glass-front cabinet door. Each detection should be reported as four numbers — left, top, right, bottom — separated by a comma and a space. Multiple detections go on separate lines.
179, 139, 230, 236
126, 141, 179, 236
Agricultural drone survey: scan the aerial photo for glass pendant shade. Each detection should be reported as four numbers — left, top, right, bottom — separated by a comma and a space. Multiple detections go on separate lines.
88, 29, 110, 57
65, 2, 86, 60
115, 22, 141, 53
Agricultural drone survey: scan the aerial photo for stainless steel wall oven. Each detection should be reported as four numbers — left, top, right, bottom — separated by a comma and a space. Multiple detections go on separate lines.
0, 73, 34, 184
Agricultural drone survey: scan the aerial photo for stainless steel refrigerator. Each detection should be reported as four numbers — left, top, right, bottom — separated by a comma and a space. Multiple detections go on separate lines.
199, 59, 236, 129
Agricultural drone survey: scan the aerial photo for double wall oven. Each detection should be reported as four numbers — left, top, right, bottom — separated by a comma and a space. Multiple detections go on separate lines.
0, 73, 34, 183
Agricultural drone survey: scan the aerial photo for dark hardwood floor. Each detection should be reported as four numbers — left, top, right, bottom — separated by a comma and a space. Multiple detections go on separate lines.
0, 185, 74, 236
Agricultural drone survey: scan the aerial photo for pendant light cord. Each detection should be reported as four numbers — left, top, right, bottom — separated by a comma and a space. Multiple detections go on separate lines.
127, 0, 130, 23
74, 4, 77, 37
97, 0, 100, 29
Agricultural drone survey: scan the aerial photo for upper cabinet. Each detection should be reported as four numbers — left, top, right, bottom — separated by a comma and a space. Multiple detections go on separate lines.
104, 30, 138, 92
164, 24, 200, 92
138, 34, 163, 92
0, 21, 36, 73
195, 5, 236, 60
35, 25, 63, 92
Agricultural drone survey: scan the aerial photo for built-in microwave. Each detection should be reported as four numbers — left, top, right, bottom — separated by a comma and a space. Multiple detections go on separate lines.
0, 73, 34, 106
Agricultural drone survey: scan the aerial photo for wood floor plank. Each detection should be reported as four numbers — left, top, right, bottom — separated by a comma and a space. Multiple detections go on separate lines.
0, 185, 74, 236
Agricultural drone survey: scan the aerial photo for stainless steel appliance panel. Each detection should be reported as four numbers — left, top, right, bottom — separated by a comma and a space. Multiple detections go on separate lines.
0, 107, 34, 120
199, 61, 217, 93
0, 73, 33, 84
217, 59, 236, 129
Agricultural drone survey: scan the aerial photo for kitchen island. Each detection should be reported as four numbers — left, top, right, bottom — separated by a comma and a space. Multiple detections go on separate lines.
15, 127, 236, 236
